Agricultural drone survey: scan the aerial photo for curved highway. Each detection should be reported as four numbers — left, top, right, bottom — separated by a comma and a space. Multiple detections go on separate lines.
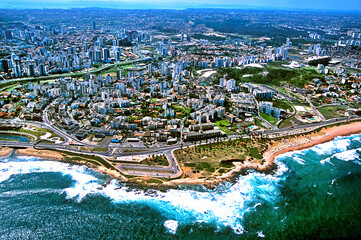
0, 115, 360, 179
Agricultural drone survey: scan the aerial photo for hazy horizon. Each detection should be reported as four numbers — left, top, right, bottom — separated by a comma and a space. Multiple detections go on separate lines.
1, 0, 361, 11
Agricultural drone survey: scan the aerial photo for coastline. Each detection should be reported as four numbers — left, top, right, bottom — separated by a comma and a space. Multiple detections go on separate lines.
264, 121, 361, 164
0, 147, 13, 158
165, 121, 361, 186
2, 121, 361, 187
16, 148, 64, 160
14, 148, 126, 180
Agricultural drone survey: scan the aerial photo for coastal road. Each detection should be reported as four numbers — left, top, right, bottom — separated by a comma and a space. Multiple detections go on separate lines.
43, 104, 92, 146
1, 115, 360, 179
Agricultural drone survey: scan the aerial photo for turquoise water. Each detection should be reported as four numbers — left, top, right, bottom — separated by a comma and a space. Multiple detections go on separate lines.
0, 134, 31, 142
1, 134, 361, 239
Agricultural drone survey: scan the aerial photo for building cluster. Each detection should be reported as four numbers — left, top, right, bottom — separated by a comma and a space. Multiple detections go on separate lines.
0, 23, 153, 79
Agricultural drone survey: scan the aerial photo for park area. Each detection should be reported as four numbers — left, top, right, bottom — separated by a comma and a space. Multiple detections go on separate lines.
174, 138, 268, 179
318, 106, 348, 120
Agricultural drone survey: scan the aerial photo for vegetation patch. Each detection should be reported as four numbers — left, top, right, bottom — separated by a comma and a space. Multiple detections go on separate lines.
175, 138, 268, 179
216, 66, 325, 88
318, 106, 348, 120
141, 154, 169, 166
260, 112, 279, 125
215, 120, 232, 134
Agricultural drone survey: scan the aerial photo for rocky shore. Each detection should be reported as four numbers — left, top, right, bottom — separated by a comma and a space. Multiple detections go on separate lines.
2, 121, 361, 187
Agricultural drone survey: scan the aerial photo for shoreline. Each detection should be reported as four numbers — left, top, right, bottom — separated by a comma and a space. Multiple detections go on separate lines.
0, 147, 13, 158
165, 121, 361, 186
14, 148, 126, 181
264, 121, 361, 164
2, 121, 361, 187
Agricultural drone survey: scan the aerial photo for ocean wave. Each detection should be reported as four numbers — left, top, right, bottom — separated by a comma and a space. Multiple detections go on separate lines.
311, 138, 351, 156
0, 157, 288, 234
0, 160, 100, 188
330, 149, 361, 165
89, 169, 285, 234
276, 135, 361, 164
292, 157, 305, 165
164, 220, 178, 234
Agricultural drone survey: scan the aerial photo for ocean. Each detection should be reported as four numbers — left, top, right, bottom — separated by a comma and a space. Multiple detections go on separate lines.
1, 134, 361, 239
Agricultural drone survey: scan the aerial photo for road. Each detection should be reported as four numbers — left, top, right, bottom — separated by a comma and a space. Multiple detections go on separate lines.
1, 116, 360, 179
115, 149, 182, 178
43, 104, 90, 146
306, 97, 326, 121
0, 58, 145, 87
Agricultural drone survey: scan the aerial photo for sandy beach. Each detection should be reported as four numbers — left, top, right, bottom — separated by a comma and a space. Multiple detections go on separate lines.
264, 121, 361, 164
2, 121, 361, 187
0, 147, 13, 158
165, 121, 361, 186
15, 148, 127, 180
16, 148, 64, 160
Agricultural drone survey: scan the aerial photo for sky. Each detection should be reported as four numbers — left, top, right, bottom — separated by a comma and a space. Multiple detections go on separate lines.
1, 0, 361, 11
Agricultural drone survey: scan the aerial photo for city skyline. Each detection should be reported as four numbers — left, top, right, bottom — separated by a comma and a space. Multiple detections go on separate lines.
1, 0, 361, 11
1, 3, 361, 239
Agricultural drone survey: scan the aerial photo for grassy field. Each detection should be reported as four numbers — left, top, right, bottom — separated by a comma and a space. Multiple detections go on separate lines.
260, 112, 279, 125
174, 138, 267, 179
273, 99, 294, 112
171, 104, 192, 118
215, 120, 232, 134
99, 64, 135, 77
19, 126, 63, 140
62, 151, 116, 170
80, 147, 109, 152
0, 84, 19, 93
318, 106, 348, 120
279, 116, 299, 128
140, 154, 169, 166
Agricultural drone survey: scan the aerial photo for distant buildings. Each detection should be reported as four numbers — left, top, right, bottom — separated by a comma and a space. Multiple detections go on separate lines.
242, 83, 275, 99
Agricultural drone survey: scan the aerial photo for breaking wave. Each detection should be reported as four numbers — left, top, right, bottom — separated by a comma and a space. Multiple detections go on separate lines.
0, 155, 288, 234
1, 134, 361, 235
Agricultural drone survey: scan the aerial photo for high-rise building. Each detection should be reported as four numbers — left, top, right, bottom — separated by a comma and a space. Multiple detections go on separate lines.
286, 38, 291, 47
116, 70, 122, 80
114, 47, 121, 61
97, 37, 104, 47
219, 78, 225, 87
61, 26, 66, 35
28, 63, 36, 77
92, 21, 96, 30
95, 50, 102, 62
180, 32, 184, 41
39, 64, 46, 76
102, 48, 110, 61
13, 63, 22, 78
4, 30, 13, 39
1, 59, 9, 73
82, 43, 88, 57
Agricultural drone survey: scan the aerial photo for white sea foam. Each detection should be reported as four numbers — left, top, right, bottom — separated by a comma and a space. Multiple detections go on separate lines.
0, 157, 288, 234
293, 157, 305, 165
2, 134, 361, 234
0, 160, 100, 199
311, 138, 351, 156
164, 220, 178, 234
257, 231, 265, 238
0, 161, 67, 182
331, 149, 360, 162
320, 158, 331, 165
